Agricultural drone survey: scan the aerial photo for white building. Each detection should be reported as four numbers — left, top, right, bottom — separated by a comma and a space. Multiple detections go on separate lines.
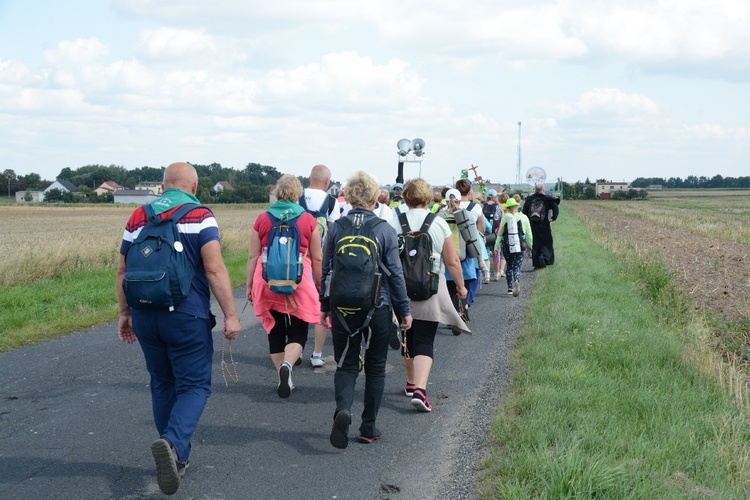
15, 191, 45, 202
114, 189, 160, 204
595, 181, 629, 199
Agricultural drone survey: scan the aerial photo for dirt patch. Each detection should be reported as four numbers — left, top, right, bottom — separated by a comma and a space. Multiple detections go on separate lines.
569, 204, 750, 323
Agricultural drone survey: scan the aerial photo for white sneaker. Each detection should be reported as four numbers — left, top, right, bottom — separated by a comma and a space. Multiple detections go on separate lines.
277, 362, 294, 398
512, 280, 520, 297
310, 354, 325, 367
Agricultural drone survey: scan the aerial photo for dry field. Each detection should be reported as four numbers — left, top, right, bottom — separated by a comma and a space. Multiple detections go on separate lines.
0, 204, 264, 287
568, 190, 750, 323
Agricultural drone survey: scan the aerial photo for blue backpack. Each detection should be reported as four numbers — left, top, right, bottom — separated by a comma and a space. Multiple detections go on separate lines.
123, 203, 201, 310
262, 213, 304, 294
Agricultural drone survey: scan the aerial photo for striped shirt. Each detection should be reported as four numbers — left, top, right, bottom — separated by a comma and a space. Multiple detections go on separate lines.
120, 205, 220, 318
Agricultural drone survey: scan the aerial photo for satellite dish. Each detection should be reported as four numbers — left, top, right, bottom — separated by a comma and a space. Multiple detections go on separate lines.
397, 138, 412, 156
412, 138, 425, 157
526, 166, 546, 186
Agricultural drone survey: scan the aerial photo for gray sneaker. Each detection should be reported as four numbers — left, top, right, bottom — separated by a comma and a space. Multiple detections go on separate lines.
512, 280, 520, 297
151, 438, 180, 495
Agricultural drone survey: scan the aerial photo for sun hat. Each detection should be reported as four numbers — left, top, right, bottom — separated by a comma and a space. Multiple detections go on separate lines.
487, 189, 498, 197
445, 188, 461, 201
504, 197, 519, 208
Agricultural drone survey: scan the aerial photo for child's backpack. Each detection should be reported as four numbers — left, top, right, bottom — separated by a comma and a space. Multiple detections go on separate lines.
528, 197, 546, 222
502, 216, 527, 255
397, 212, 439, 301
299, 193, 336, 250
122, 203, 202, 311
262, 213, 304, 294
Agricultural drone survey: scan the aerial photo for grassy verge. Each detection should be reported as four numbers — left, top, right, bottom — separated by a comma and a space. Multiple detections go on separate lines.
0, 250, 249, 351
481, 206, 750, 497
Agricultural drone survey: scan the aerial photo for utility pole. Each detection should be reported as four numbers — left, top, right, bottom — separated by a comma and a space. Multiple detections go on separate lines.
516, 121, 522, 186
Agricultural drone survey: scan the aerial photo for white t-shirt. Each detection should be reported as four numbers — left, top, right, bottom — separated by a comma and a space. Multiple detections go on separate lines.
302, 188, 340, 222
459, 200, 483, 226
374, 203, 394, 221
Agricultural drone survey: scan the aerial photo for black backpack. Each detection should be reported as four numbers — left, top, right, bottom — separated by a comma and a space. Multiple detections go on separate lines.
528, 197, 546, 222
122, 203, 202, 310
397, 211, 439, 301
327, 214, 391, 364
482, 202, 501, 233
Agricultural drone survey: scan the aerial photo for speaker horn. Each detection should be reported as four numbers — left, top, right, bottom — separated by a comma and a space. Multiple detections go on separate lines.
397, 138, 412, 156
411, 138, 425, 157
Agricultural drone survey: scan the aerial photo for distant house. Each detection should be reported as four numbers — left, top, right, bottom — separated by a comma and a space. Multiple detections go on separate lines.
134, 181, 163, 195
94, 181, 126, 196
646, 184, 663, 190
15, 191, 45, 203
595, 181, 628, 199
114, 189, 160, 204
327, 182, 342, 197
213, 181, 234, 192
44, 179, 83, 196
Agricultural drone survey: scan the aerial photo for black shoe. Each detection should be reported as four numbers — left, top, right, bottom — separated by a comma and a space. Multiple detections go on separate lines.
330, 409, 351, 449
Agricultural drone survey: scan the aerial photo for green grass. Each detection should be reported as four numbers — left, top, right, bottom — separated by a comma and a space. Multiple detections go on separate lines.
0, 250, 249, 351
481, 205, 750, 498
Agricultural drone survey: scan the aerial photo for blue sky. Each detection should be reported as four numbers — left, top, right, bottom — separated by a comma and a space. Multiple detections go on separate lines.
1, 0, 748, 187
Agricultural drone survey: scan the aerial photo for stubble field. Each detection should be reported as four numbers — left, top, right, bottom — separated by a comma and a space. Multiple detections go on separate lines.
0, 204, 264, 287
568, 190, 750, 324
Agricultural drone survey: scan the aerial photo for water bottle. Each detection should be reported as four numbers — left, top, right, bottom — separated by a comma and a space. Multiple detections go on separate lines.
296, 252, 304, 283
261, 246, 268, 281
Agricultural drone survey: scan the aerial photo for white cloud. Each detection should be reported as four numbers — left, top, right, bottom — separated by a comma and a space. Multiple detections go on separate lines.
135, 27, 218, 61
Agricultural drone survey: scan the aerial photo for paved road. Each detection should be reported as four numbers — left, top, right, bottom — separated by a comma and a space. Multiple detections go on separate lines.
0, 267, 533, 499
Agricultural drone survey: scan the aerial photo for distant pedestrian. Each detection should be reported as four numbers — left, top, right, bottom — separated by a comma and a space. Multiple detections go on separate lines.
495, 197, 533, 297
321, 171, 412, 448
389, 178, 469, 412
247, 174, 323, 398
522, 183, 559, 268
482, 189, 503, 281
117, 162, 240, 495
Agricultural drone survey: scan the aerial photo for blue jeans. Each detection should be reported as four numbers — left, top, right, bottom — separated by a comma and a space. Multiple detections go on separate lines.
331, 304, 391, 438
132, 310, 214, 462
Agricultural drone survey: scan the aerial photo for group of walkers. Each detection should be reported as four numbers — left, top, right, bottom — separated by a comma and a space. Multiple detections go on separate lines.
116, 161, 559, 495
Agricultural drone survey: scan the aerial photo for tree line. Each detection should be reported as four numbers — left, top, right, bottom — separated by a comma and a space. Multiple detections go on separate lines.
1, 163, 311, 203
630, 175, 750, 189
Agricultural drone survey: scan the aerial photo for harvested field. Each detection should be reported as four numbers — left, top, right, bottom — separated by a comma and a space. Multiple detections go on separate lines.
568, 190, 750, 322
0, 204, 263, 287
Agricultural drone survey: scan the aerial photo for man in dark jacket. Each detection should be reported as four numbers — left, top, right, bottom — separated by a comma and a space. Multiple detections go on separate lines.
522, 183, 560, 269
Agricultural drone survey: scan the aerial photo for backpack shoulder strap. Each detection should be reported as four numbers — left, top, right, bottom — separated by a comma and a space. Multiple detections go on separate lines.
298, 195, 308, 211
419, 211, 437, 233
326, 194, 336, 216
397, 211, 411, 234
466, 201, 476, 212
144, 203, 200, 226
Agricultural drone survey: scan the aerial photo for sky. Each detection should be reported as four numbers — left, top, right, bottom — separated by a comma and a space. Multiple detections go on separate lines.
1, 0, 749, 188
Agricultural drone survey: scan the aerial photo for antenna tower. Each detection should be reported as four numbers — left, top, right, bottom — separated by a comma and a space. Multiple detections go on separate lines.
516, 121, 522, 185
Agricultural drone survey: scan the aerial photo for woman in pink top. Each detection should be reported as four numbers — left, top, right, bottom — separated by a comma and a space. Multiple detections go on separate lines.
246, 174, 323, 398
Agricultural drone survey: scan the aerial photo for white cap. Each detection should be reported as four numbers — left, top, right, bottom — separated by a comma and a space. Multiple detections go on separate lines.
445, 188, 461, 200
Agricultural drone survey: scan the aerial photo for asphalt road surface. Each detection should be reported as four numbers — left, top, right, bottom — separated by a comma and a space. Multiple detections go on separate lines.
0, 266, 533, 499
